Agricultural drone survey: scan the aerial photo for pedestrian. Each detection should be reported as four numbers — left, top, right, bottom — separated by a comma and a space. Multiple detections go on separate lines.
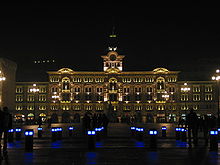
186, 108, 199, 147
0, 107, 12, 160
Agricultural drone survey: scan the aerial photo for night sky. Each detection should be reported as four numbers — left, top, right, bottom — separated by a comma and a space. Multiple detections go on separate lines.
0, 3, 220, 81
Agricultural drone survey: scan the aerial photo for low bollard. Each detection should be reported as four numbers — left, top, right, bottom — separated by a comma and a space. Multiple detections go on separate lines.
24, 129, 34, 152
161, 126, 167, 138
87, 130, 96, 150
95, 128, 102, 141
209, 130, 218, 151
181, 128, 187, 142
149, 129, 158, 150
218, 128, 220, 139
136, 127, 144, 141
51, 127, 57, 141
175, 127, 181, 140
38, 127, 43, 138
68, 126, 74, 137
15, 128, 22, 141
57, 128, 63, 140
8, 129, 14, 143
130, 126, 136, 137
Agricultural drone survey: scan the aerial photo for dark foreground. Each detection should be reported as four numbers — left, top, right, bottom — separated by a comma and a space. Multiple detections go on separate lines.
1, 123, 220, 165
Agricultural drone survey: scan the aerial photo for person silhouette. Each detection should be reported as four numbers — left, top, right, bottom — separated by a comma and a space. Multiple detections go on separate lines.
0, 107, 12, 159
186, 108, 198, 147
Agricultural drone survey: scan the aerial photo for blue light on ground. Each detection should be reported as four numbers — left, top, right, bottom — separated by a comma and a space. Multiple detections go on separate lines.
51, 141, 62, 148
135, 141, 145, 147
146, 152, 159, 165
175, 140, 188, 148
85, 152, 97, 165
8, 141, 22, 149
95, 142, 103, 148
24, 152, 34, 165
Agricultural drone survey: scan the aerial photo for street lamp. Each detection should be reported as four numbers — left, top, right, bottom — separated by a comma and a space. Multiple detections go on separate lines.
162, 92, 169, 123
181, 83, 190, 121
30, 84, 39, 123
212, 69, 220, 125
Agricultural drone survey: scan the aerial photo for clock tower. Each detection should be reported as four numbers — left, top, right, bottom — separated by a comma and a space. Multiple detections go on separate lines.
101, 27, 125, 73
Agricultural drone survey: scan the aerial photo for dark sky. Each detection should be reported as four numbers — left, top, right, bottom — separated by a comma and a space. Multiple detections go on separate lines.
0, 3, 220, 81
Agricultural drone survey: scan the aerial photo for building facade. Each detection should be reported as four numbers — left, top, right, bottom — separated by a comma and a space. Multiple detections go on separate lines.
14, 50, 218, 123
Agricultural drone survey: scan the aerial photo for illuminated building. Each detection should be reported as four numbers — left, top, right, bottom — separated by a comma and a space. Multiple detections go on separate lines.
14, 33, 218, 123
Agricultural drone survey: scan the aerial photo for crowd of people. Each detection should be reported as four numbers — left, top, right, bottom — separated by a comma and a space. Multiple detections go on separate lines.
82, 113, 109, 135
179, 108, 218, 146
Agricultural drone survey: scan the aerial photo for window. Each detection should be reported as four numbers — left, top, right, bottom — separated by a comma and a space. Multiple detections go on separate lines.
39, 105, 46, 110
51, 105, 58, 110
135, 94, 141, 101
146, 105, 153, 110
135, 87, 141, 93
135, 106, 142, 111
27, 105, 34, 110
133, 78, 143, 83
73, 105, 81, 110
95, 78, 104, 83
73, 78, 81, 82
205, 85, 212, 92
61, 93, 71, 102
96, 87, 103, 93
75, 94, 80, 100
51, 87, 58, 93
27, 95, 35, 102
193, 86, 200, 92
157, 105, 164, 110
96, 95, 103, 101
85, 87, 92, 93
39, 87, 46, 93
146, 94, 153, 101
16, 95, 23, 102
39, 95, 47, 102
146, 87, 153, 93
123, 87, 130, 93
16, 105, 23, 110
193, 94, 200, 101
16, 87, 23, 93
145, 77, 154, 82
169, 87, 175, 93
123, 95, 130, 101
193, 104, 199, 110
96, 105, 103, 111
85, 94, 92, 100
181, 94, 189, 101
123, 106, 131, 111
74, 87, 81, 93
205, 94, 212, 101
122, 78, 131, 83
85, 105, 92, 110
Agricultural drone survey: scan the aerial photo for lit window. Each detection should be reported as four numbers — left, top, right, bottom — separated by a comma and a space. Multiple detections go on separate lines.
193, 94, 200, 101
205, 94, 212, 101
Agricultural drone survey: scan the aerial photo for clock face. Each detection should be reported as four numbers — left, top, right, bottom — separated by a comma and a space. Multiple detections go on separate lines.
110, 54, 116, 61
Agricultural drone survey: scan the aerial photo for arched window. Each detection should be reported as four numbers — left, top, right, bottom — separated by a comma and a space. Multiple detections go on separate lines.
62, 77, 70, 91
156, 77, 165, 90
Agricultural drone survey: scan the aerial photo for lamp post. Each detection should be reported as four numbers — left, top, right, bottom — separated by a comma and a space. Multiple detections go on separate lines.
181, 83, 190, 121
162, 92, 169, 123
212, 69, 220, 125
30, 84, 39, 123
